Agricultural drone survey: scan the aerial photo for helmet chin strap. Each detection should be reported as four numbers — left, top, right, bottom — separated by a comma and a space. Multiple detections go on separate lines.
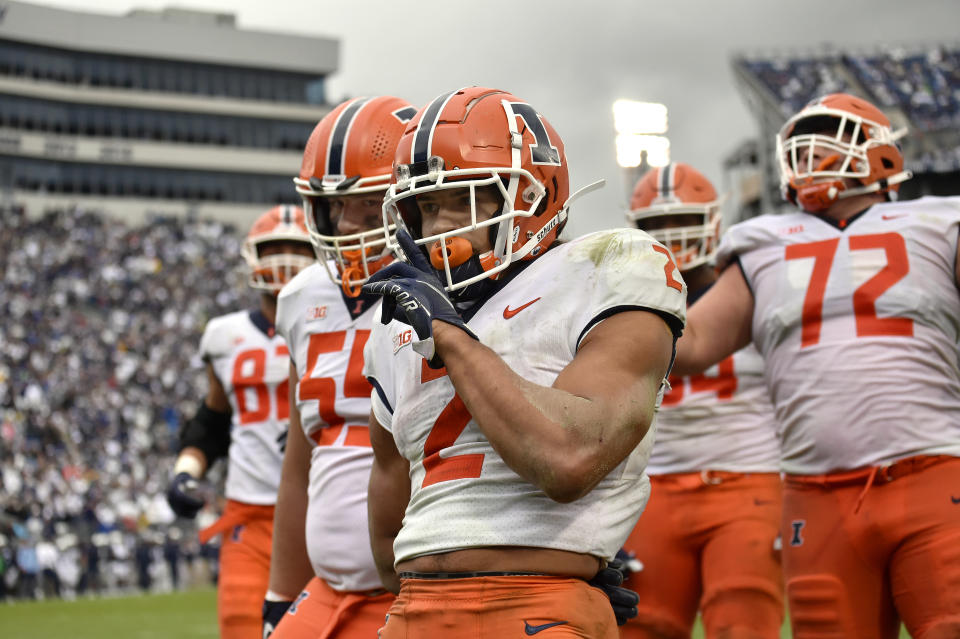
509, 179, 607, 261
795, 168, 914, 212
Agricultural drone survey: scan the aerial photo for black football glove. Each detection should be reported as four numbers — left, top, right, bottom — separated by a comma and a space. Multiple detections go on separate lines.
362, 229, 478, 368
262, 599, 293, 639
588, 555, 640, 626
165, 472, 205, 519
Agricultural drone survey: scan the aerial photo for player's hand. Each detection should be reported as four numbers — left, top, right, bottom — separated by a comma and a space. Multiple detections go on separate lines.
588, 556, 640, 626
165, 472, 205, 519
362, 229, 477, 368
262, 599, 292, 639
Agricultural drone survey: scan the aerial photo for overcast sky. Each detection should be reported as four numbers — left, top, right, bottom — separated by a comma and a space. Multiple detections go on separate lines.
30, 0, 960, 237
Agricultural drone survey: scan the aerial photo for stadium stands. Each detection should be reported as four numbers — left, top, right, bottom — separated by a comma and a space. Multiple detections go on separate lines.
0, 204, 248, 599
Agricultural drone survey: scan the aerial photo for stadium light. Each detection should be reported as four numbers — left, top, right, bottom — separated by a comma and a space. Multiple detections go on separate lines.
612, 100, 668, 135
616, 134, 671, 168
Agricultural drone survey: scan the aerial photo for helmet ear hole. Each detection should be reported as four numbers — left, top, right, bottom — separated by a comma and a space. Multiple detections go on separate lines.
882, 158, 894, 169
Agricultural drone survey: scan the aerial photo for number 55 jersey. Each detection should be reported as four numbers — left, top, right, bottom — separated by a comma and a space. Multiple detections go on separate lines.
275, 262, 383, 591
717, 195, 960, 475
363, 228, 687, 565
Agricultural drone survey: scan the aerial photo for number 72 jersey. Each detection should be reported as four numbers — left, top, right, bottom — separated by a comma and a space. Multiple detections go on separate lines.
717, 195, 960, 475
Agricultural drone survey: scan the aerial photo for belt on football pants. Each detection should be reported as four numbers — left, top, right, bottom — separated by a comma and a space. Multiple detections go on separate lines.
785, 454, 956, 513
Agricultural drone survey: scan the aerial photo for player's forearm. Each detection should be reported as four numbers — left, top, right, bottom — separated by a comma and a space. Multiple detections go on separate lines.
267, 428, 313, 599
434, 324, 653, 503
367, 461, 404, 594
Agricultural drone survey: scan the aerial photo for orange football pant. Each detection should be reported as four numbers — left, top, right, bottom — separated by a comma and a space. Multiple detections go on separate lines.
620, 471, 784, 639
379, 574, 618, 639
201, 500, 275, 639
270, 576, 393, 639
782, 455, 960, 639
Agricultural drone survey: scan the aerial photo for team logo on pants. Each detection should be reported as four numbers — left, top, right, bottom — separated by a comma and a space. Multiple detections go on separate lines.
790, 520, 805, 547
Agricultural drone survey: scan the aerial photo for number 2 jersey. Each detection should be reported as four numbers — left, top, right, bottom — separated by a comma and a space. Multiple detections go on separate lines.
717, 195, 960, 475
363, 228, 687, 565
275, 263, 383, 592
199, 309, 290, 505
648, 341, 779, 475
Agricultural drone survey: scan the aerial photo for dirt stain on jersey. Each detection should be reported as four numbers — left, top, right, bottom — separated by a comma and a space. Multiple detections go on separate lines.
584, 232, 628, 267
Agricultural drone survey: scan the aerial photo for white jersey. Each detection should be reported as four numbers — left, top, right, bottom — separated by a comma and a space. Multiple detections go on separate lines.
199, 310, 289, 505
275, 262, 382, 592
717, 195, 960, 474
364, 229, 687, 565
648, 341, 780, 474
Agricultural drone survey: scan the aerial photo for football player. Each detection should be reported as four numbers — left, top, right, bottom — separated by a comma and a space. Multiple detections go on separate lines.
672, 93, 960, 638
261, 95, 414, 639
166, 206, 314, 639
622, 163, 783, 639
361, 86, 687, 638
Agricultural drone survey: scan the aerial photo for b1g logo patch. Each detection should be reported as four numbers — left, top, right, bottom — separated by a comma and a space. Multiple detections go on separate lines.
393, 329, 413, 354
790, 520, 806, 547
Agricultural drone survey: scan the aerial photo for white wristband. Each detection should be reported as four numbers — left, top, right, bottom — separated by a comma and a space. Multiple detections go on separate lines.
173, 454, 204, 478
265, 589, 295, 602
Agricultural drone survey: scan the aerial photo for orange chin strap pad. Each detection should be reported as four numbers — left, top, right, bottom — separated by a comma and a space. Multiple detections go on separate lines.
430, 237, 474, 270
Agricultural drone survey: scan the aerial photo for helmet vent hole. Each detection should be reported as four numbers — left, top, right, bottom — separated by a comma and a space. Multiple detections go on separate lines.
371, 128, 390, 161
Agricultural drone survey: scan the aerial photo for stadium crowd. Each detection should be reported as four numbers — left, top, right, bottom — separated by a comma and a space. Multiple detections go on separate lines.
744, 44, 960, 131
0, 203, 249, 599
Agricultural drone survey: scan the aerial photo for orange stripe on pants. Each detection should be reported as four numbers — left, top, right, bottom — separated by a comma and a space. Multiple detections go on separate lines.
270, 576, 393, 639
379, 574, 617, 639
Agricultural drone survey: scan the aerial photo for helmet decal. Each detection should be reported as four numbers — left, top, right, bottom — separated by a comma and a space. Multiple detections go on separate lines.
392, 106, 418, 124
505, 102, 561, 166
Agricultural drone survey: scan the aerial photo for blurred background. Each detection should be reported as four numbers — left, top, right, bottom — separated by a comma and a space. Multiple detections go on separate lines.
0, 0, 958, 606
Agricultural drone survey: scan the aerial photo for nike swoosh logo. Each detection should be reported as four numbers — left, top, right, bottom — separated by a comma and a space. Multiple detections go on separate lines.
882, 214, 907, 220
952, 496, 960, 504
524, 621, 570, 635
504, 297, 541, 319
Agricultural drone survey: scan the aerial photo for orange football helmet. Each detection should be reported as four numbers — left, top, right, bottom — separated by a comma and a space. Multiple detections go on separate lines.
626, 163, 721, 272
777, 93, 912, 213
240, 205, 313, 293
383, 87, 588, 298
294, 95, 416, 296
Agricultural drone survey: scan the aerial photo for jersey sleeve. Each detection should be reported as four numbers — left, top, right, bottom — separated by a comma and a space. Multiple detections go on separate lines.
197, 314, 231, 363
565, 228, 687, 350
274, 280, 299, 346
715, 215, 780, 273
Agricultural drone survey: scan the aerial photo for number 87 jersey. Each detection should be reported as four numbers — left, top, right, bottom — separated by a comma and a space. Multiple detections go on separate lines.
363, 228, 687, 566
718, 195, 960, 476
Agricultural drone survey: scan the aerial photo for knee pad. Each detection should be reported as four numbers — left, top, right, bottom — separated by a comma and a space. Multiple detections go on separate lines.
786, 575, 857, 638
914, 617, 960, 639
702, 576, 783, 638
623, 607, 689, 639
